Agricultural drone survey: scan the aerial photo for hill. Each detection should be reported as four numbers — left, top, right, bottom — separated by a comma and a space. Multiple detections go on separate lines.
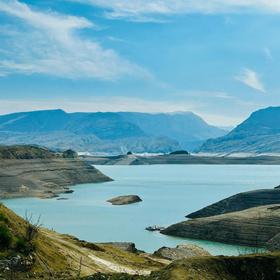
0, 110, 226, 154
200, 106, 280, 154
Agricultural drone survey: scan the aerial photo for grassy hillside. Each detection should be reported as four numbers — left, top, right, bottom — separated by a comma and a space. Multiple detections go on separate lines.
0, 204, 164, 279
0, 145, 56, 159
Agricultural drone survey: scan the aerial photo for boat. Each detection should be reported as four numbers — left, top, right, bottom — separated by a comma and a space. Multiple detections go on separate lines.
145, 225, 165, 232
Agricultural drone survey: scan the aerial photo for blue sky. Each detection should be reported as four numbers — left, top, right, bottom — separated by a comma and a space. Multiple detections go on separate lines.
0, 0, 280, 126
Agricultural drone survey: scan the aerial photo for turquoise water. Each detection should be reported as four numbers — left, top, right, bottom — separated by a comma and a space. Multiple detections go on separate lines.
3, 164, 280, 255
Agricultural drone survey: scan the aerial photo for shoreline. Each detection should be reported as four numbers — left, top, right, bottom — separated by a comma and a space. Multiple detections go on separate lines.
0, 158, 112, 199
83, 154, 280, 166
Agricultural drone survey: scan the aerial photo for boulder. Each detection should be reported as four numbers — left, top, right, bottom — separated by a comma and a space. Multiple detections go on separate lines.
107, 195, 142, 205
101, 242, 138, 253
154, 244, 210, 260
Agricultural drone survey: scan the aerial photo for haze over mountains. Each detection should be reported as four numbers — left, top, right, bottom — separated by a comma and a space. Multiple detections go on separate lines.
200, 107, 280, 154
0, 109, 226, 155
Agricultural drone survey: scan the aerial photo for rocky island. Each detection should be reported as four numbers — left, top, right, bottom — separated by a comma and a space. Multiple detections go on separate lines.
107, 195, 142, 205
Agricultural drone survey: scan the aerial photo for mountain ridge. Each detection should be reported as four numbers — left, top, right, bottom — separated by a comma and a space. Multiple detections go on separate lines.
0, 109, 226, 154
200, 106, 280, 154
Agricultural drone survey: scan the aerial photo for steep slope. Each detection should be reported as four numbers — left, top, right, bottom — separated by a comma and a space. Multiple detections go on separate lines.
118, 112, 226, 150
200, 106, 280, 154
0, 204, 165, 279
0, 109, 226, 154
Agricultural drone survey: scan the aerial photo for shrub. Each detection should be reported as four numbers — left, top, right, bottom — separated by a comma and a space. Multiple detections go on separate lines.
15, 237, 32, 254
0, 213, 8, 223
0, 224, 12, 249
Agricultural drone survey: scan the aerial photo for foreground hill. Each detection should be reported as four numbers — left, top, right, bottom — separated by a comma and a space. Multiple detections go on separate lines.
0, 145, 111, 199
0, 204, 164, 279
200, 106, 280, 154
0, 109, 226, 153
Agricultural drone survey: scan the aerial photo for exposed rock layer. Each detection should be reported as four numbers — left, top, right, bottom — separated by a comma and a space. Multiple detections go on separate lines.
153, 244, 210, 261
162, 205, 280, 247
187, 188, 280, 218
0, 158, 112, 199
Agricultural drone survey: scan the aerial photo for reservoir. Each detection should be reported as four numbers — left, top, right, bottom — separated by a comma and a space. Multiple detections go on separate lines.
3, 164, 280, 255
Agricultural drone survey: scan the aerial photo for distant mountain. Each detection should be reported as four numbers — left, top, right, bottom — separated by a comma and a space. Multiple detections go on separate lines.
0, 109, 226, 154
200, 106, 280, 154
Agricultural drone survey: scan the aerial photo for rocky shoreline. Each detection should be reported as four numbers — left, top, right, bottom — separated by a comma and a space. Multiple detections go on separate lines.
0, 158, 112, 199
162, 186, 280, 251
83, 153, 280, 165
162, 204, 280, 248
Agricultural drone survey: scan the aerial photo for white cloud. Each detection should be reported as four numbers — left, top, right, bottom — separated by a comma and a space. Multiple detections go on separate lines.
235, 68, 266, 93
73, 0, 280, 21
0, 0, 149, 80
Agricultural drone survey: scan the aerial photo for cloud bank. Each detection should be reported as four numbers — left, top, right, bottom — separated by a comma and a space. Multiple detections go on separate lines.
0, 0, 148, 79
74, 0, 280, 21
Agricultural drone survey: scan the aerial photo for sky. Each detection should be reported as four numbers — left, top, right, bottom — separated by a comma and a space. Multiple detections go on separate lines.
0, 1, 280, 126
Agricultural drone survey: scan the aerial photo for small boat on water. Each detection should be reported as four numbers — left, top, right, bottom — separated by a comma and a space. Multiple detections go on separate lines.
145, 225, 165, 232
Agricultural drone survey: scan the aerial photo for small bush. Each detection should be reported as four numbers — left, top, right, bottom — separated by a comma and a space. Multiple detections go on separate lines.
15, 237, 32, 254
0, 224, 12, 249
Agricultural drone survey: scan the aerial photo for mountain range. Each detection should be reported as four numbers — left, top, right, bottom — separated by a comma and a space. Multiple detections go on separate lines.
0, 109, 226, 154
200, 106, 280, 154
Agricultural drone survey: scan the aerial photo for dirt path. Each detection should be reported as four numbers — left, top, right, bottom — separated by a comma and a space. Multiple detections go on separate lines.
40, 228, 162, 276
88, 255, 151, 275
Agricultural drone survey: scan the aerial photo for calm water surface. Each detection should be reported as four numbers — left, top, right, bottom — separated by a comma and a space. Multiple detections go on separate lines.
3, 164, 280, 255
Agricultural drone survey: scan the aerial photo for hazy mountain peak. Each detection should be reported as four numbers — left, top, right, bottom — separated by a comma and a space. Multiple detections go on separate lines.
200, 106, 280, 154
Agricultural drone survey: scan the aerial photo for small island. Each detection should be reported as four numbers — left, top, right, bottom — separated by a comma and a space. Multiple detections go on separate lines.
107, 195, 142, 205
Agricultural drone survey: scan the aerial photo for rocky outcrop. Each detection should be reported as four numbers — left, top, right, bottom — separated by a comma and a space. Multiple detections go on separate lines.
100, 242, 138, 253
162, 205, 280, 247
187, 188, 280, 219
107, 195, 142, 205
0, 158, 112, 199
153, 244, 210, 261
147, 253, 280, 280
